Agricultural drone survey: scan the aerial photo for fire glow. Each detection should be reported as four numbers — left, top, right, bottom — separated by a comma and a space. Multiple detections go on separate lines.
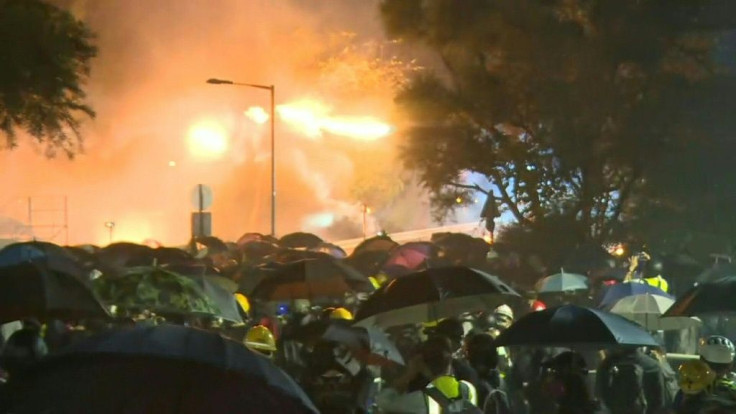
245, 99, 393, 141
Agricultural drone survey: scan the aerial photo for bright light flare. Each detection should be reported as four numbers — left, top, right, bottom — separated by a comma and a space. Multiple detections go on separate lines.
245, 106, 270, 124
276, 99, 392, 141
186, 121, 228, 160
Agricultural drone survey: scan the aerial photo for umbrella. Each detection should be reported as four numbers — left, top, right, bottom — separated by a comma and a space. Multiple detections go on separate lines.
663, 276, 736, 317
432, 233, 490, 265
163, 262, 237, 292
0, 262, 109, 323
351, 236, 398, 257
382, 242, 437, 271
92, 267, 222, 318
5, 324, 318, 413
240, 240, 280, 262
354, 266, 520, 329
609, 293, 701, 331
323, 323, 404, 367
696, 263, 736, 283
0, 241, 88, 280
194, 236, 229, 255
249, 258, 373, 301
152, 247, 194, 266
279, 232, 323, 249
96, 242, 156, 270
536, 271, 588, 293
344, 250, 391, 277
270, 249, 332, 264
236, 232, 269, 246
494, 304, 659, 348
309, 242, 347, 259
599, 281, 672, 310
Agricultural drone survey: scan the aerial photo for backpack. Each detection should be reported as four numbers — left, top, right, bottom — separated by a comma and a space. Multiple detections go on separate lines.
602, 360, 647, 414
424, 381, 482, 414
482, 388, 511, 414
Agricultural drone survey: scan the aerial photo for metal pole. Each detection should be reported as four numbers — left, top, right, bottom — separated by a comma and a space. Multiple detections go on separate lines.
270, 85, 276, 237
362, 205, 367, 240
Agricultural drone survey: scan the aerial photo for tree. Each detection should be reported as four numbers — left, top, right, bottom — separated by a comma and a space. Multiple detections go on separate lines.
0, 0, 96, 157
381, 0, 736, 241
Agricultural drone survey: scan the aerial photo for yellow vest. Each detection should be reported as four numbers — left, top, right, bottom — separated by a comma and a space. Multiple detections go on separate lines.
425, 376, 477, 414
644, 275, 669, 293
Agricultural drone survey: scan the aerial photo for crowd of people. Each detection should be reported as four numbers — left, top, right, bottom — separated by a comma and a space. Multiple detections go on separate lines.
0, 234, 733, 414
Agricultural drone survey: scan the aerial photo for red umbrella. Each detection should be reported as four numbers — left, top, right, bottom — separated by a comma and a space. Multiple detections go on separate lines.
383, 242, 437, 271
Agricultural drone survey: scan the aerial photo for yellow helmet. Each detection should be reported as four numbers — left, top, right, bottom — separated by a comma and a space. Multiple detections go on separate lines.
330, 307, 353, 321
234, 293, 250, 314
368, 276, 381, 290
679, 360, 715, 395
245, 325, 276, 355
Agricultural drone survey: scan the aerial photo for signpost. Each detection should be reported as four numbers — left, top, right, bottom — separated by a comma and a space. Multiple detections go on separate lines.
191, 184, 213, 238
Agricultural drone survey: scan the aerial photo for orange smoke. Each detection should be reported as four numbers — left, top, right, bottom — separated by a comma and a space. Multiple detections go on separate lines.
276, 99, 393, 141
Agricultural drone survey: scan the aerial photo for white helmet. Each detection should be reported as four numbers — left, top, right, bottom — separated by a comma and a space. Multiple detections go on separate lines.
493, 304, 514, 320
700, 335, 735, 364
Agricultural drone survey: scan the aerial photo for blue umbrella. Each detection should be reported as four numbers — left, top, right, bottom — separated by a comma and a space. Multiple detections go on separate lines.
536, 272, 588, 293
494, 304, 658, 348
599, 281, 672, 310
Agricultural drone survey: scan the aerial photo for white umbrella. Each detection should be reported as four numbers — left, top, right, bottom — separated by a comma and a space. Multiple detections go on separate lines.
610, 293, 701, 331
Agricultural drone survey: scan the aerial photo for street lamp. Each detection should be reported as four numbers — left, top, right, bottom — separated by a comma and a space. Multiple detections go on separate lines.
104, 221, 115, 244
206, 78, 276, 236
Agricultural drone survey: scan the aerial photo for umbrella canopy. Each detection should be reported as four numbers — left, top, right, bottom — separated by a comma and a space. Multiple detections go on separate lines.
0, 241, 88, 280
664, 276, 736, 317
309, 242, 347, 259
152, 247, 194, 266
92, 267, 222, 318
382, 242, 437, 271
495, 304, 658, 348
610, 294, 701, 331
0, 262, 109, 323
432, 233, 490, 266
194, 236, 229, 255
6, 324, 317, 413
240, 240, 280, 262
172, 274, 243, 324
536, 272, 588, 293
163, 262, 237, 292
696, 263, 736, 284
96, 242, 156, 270
249, 258, 373, 301
279, 232, 323, 249
236, 232, 269, 246
354, 266, 520, 329
323, 323, 404, 367
351, 236, 398, 257
599, 281, 672, 310
344, 250, 391, 277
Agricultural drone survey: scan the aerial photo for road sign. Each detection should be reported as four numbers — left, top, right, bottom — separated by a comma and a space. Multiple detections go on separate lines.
190, 184, 213, 211
191, 212, 212, 238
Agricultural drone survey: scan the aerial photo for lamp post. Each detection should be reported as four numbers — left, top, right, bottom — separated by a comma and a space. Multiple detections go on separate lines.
104, 221, 115, 244
207, 78, 276, 237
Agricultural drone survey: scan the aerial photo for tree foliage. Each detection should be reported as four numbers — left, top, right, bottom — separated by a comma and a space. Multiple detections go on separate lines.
0, 0, 96, 157
381, 0, 736, 242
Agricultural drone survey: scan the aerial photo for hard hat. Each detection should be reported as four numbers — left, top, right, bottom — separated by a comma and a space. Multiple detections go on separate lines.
531, 300, 546, 312
700, 335, 736, 364
330, 307, 353, 321
234, 293, 250, 314
493, 304, 514, 320
245, 325, 276, 354
679, 360, 716, 395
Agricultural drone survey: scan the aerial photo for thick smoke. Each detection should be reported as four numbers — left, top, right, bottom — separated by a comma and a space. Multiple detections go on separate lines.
0, 0, 447, 246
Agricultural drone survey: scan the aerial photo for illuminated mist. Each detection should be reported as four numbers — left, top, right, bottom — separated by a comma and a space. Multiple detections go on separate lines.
0, 0, 445, 246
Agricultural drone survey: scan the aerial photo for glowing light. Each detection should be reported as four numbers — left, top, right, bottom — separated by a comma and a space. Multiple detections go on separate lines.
304, 212, 335, 229
483, 235, 493, 244
456, 197, 463, 204
186, 121, 228, 160
245, 106, 269, 124
613, 245, 625, 257
168, 161, 177, 167
276, 99, 392, 141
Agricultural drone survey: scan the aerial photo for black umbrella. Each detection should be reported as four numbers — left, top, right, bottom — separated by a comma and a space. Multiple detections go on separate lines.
96, 242, 156, 270
323, 323, 404, 367
0, 241, 88, 280
250, 258, 373, 301
354, 266, 520, 328
279, 232, 323, 249
0, 262, 109, 323
663, 276, 736, 317
696, 263, 736, 283
5, 324, 318, 413
344, 250, 391, 277
494, 304, 658, 348
351, 235, 398, 257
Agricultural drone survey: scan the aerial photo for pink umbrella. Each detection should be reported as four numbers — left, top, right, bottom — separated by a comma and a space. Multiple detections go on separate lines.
383, 242, 437, 271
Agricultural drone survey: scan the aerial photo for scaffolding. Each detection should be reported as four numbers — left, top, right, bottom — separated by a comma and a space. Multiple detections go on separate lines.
0, 196, 68, 245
